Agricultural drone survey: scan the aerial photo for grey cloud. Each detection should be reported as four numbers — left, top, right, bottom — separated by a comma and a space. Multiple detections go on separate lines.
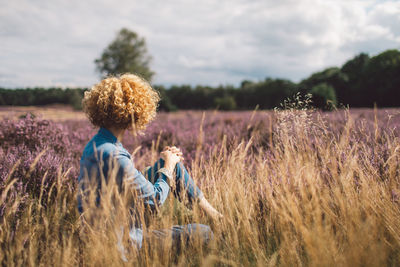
0, 0, 399, 88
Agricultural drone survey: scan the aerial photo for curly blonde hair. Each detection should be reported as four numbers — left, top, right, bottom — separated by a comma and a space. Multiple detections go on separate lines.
82, 74, 160, 130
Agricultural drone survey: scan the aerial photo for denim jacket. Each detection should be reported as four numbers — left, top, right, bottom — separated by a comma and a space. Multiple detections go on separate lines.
77, 127, 170, 213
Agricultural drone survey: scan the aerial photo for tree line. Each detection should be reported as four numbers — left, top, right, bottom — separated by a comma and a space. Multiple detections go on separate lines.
1, 48, 399, 111
0, 87, 86, 110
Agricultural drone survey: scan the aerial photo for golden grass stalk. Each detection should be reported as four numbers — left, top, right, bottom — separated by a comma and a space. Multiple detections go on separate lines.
1, 109, 400, 266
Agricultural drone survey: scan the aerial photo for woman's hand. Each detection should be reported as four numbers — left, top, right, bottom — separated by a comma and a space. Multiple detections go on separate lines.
160, 146, 183, 171
164, 146, 184, 162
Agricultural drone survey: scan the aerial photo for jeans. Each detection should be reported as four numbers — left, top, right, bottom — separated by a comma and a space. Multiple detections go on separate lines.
143, 223, 213, 251
119, 159, 212, 258
118, 223, 212, 262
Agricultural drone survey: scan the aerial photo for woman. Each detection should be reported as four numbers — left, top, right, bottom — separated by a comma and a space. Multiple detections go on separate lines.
77, 74, 222, 253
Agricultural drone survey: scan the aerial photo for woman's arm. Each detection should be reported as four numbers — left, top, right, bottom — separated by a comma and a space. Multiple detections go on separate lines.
164, 146, 223, 220
199, 197, 223, 220
116, 152, 171, 208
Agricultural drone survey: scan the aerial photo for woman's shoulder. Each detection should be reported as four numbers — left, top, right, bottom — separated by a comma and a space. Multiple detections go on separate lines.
83, 136, 125, 157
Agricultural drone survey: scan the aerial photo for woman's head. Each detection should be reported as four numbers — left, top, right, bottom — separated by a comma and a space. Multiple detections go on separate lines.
82, 74, 160, 130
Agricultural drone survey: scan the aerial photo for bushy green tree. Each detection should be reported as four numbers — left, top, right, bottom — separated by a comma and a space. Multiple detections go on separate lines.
341, 53, 370, 82
153, 85, 177, 111
310, 83, 337, 109
65, 88, 85, 110
214, 95, 237, 110
363, 49, 400, 107
340, 53, 370, 106
236, 78, 297, 109
299, 67, 348, 105
339, 49, 400, 107
167, 85, 193, 109
94, 28, 155, 81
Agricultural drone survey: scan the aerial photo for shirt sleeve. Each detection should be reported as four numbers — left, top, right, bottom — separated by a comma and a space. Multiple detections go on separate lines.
115, 151, 170, 208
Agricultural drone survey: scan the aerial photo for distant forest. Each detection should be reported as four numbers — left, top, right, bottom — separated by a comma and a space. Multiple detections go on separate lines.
1, 49, 399, 110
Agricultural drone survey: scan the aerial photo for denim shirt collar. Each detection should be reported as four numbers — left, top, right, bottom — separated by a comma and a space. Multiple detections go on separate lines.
98, 127, 120, 145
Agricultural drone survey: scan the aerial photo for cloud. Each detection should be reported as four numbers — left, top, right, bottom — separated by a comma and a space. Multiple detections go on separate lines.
0, 0, 399, 88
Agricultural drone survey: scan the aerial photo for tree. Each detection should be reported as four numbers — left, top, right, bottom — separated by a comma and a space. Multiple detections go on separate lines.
362, 49, 400, 107
94, 28, 155, 81
299, 67, 348, 107
340, 53, 370, 106
153, 85, 177, 111
341, 53, 370, 82
214, 95, 237, 110
310, 83, 337, 110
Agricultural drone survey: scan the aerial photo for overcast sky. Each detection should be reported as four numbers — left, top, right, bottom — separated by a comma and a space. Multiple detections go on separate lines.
1, 0, 399, 88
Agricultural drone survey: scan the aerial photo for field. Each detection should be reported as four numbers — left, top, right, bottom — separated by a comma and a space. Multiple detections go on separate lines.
1, 104, 400, 266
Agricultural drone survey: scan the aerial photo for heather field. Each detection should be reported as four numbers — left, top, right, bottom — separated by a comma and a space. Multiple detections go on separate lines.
1, 106, 400, 266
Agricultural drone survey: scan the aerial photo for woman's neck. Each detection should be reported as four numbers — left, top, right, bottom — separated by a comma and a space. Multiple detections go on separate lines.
107, 127, 125, 142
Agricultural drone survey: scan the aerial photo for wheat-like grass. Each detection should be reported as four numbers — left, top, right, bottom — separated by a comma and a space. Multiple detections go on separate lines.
1, 108, 400, 266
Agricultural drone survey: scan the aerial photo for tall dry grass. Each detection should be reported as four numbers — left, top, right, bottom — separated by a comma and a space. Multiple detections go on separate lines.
1, 107, 400, 266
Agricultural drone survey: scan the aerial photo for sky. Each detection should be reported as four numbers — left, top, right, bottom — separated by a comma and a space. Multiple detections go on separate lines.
1, 0, 399, 88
